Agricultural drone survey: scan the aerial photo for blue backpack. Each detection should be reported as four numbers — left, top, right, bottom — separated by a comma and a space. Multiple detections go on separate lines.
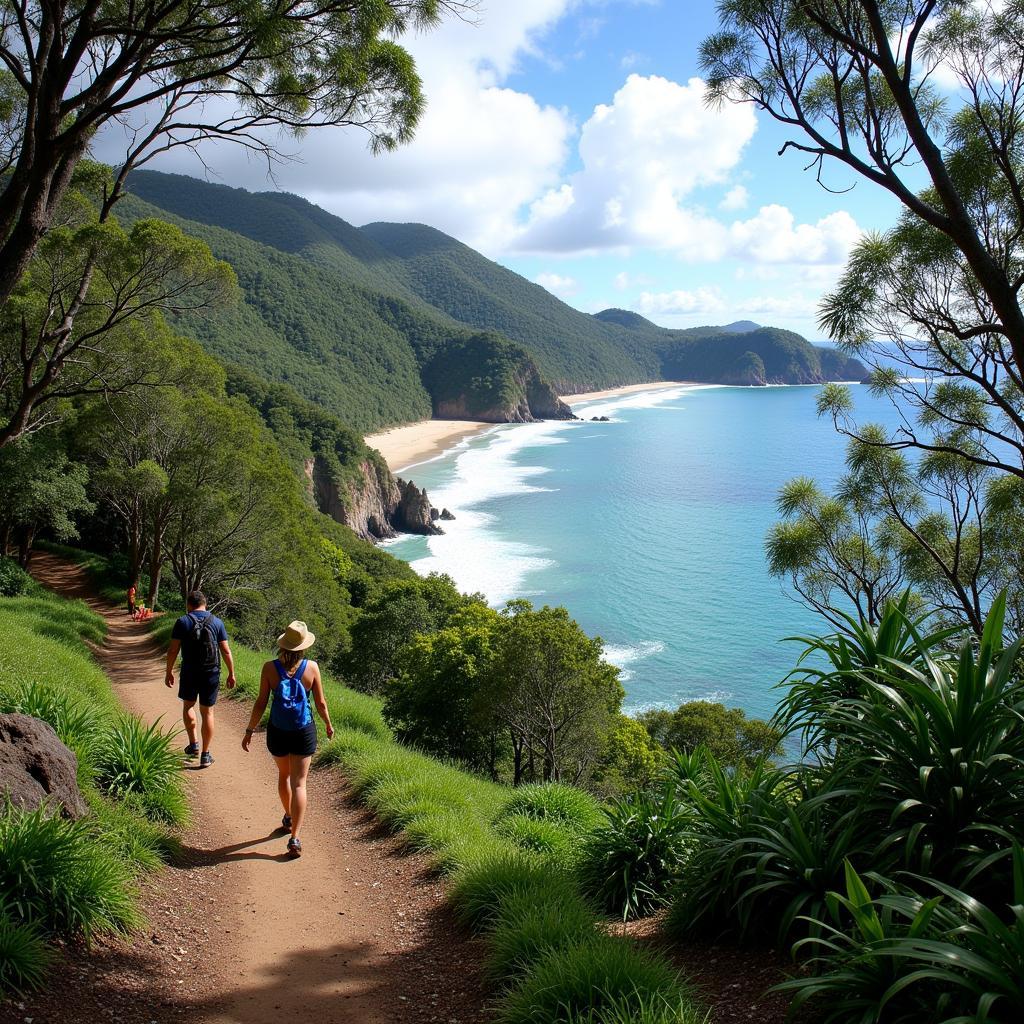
270, 659, 311, 730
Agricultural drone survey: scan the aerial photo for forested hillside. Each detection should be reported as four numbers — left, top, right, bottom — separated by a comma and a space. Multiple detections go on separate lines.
123, 171, 865, 431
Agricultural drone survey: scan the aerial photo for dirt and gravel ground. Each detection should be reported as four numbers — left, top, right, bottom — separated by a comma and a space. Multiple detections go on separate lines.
4, 553, 801, 1024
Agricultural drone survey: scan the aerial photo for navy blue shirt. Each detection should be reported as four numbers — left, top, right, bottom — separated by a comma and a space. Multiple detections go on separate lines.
172, 610, 228, 680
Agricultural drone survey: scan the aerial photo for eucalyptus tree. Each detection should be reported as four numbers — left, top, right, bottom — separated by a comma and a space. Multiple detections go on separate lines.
702, 0, 1024, 473
0, 171, 236, 445
0, 0, 463, 444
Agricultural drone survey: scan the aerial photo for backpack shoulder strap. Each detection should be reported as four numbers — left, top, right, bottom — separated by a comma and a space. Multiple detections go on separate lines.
296, 659, 309, 684
272, 659, 289, 682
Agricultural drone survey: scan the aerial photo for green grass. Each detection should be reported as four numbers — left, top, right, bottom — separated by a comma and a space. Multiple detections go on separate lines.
495, 935, 700, 1024
0, 587, 188, 993
495, 783, 605, 834
0, 909, 51, 996
0, 804, 141, 940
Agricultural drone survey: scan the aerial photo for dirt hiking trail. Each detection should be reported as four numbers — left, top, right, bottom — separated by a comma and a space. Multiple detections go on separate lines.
28, 553, 488, 1024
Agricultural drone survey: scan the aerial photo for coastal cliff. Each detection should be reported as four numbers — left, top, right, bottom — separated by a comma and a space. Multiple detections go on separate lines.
308, 455, 442, 541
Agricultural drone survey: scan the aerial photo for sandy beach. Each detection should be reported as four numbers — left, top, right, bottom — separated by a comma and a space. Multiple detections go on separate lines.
364, 381, 697, 471
364, 419, 493, 472
561, 380, 697, 403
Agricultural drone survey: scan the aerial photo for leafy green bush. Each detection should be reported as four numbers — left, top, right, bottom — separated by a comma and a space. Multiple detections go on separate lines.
780, 860, 1024, 1024
495, 935, 695, 1024
95, 716, 189, 825
0, 908, 51, 996
0, 557, 34, 597
495, 783, 604, 834
486, 889, 595, 982
0, 804, 140, 939
580, 785, 690, 920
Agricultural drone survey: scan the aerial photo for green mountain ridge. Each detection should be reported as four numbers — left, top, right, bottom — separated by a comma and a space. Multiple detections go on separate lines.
122, 170, 867, 430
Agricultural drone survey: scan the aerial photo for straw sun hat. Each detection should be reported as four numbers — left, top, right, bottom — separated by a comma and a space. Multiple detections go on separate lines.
277, 620, 316, 651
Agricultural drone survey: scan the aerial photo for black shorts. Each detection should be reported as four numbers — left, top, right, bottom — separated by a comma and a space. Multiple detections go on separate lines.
178, 673, 220, 707
266, 722, 317, 758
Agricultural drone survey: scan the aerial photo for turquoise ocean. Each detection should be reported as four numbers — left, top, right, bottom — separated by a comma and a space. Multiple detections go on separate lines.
386, 384, 906, 720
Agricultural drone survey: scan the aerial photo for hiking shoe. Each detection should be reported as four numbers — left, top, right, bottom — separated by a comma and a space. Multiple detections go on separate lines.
287, 837, 302, 858
183, 742, 200, 758
199, 751, 214, 768
281, 814, 292, 832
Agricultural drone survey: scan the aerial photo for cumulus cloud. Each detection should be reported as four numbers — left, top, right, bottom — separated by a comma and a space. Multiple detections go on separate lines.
535, 272, 579, 297
728, 206, 860, 264
719, 184, 749, 211
94, 0, 579, 254
516, 74, 757, 255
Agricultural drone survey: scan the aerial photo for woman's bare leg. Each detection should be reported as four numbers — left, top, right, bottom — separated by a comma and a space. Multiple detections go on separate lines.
273, 755, 291, 816
288, 755, 312, 838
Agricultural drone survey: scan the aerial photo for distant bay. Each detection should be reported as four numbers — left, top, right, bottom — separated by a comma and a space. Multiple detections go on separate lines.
386, 384, 908, 719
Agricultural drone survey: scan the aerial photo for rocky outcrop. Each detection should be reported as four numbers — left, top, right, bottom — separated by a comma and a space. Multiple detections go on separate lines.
0, 713, 88, 818
439, 508, 456, 521
434, 363, 575, 423
395, 479, 443, 536
310, 455, 447, 541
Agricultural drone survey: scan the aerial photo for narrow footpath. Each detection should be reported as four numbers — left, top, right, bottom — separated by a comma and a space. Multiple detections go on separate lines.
25, 553, 488, 1024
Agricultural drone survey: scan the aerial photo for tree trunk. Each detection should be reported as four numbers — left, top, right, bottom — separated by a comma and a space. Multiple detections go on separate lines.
18, 526, 36, 569
0, 522, 10, 558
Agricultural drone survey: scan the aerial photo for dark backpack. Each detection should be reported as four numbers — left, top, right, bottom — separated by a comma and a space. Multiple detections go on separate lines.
185, 612, 221, 672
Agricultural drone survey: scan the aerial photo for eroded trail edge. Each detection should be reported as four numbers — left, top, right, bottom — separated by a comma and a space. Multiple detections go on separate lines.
29, 553, 487, 1024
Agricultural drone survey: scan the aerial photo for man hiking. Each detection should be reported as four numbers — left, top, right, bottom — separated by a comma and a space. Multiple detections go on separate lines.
165, 591, 236, 767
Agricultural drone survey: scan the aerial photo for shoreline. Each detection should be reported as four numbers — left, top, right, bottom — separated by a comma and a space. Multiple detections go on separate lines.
561, 380, 699, 404
364, 419, 494, 473
364, 381, 698, 472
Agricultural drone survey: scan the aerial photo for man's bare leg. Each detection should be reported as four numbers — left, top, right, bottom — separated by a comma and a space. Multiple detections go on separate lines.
182, 700, 198, 747
199, 704, 215, 754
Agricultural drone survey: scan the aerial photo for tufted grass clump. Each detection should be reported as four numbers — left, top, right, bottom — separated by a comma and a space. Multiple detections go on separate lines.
495, 934, 698, 1024
486, 887, 596, 982
0, 804, 141, 940
448, 850, 578, 932
0, 908, 52, 996
95, 715, 189, 825
495, 783, 605, 835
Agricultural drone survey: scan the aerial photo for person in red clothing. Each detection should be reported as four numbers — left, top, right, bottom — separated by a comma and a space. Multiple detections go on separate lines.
127, 584, 137, 617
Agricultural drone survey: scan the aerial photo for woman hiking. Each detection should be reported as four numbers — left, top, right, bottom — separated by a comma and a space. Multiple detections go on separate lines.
241, 621, 334, 858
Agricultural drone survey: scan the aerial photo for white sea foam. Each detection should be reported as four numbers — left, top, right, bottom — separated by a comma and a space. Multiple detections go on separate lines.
570, 383, 720, 420
602, 640, 666, 681
405, 420, 574, 604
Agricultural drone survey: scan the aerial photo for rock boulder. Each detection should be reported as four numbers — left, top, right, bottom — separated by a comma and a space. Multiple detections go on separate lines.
0, 713, 88, 818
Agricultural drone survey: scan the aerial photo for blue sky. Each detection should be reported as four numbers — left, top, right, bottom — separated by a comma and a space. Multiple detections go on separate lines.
123, 1, 915, 339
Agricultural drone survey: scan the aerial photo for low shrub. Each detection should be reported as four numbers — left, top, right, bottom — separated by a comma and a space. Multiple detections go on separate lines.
0, 557, 35, 598
95, 716, 188, 825
580, 785, 690, 920
495, 783, 605, 834
486, 888, 595, 982
0, 908, 51, 996
779, 860, 1024, 1024
496, 934, 695, 1024
449, 850, 577, 932
0, 804, 140, 940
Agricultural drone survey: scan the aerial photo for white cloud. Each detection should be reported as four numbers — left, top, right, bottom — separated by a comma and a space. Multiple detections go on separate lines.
638, 286, 822, 324
515, 74, 757, 255
638, 288, 727, 317
719, 184, 749, 211
728, 205, 860, 264
97, 1, 580, 254
535, 272, 579, 297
